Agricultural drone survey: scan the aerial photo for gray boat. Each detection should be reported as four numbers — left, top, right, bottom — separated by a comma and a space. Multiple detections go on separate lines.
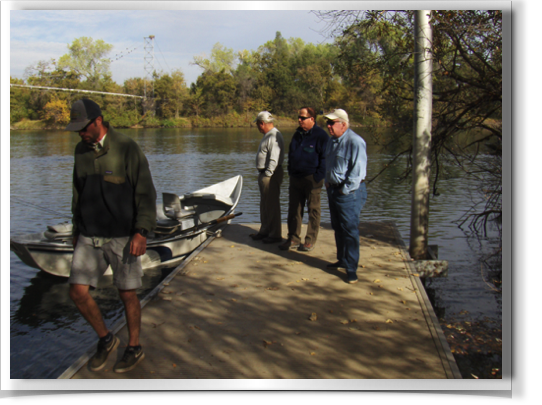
10, 175, 243, 278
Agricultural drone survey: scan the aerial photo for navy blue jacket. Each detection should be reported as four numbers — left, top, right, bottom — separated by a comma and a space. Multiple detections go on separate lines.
287, 124, 329, 183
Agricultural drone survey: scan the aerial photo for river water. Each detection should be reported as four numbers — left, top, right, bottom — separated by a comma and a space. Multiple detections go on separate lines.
8, 127, 503, 379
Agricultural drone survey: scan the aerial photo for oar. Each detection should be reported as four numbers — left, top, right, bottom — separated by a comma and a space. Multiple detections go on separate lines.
190, 212, 243, 233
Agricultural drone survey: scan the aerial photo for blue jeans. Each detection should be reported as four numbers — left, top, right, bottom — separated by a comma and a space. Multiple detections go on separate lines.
327, 182, 367, 273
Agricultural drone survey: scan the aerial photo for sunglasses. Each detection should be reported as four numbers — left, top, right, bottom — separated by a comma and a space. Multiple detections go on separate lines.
298, 116, 312, 121
326, 120, 341, 127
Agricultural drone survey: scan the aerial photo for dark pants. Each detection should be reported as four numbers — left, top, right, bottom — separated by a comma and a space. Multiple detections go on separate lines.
287, 175, 324, 245
258, 165, 283, 238
327, 182, 367, 274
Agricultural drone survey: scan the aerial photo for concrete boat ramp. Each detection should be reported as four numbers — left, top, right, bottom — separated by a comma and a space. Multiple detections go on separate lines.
61, 221, 461, 380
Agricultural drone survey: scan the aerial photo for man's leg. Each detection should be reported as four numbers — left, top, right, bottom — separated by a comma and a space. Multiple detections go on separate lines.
286, 177, 305, 244
118, 289, 141, 347
69, 283, 108, 338
305, 177, 324, 245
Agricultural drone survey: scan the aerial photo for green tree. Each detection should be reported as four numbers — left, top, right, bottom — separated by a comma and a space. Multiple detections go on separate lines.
191, 69, 237, 117
192, 42, 237, 74
56, 36, 113, 87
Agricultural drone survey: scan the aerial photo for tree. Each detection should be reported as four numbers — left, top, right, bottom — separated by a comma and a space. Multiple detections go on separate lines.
190, 70, 237, 117
191, 42, 237, 75
42, 97, 70, 125
56, 37, 113, 87
314, 10, 503, 235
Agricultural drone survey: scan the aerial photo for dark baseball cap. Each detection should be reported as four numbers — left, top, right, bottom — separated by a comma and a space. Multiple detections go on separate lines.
65, 99, 102, 131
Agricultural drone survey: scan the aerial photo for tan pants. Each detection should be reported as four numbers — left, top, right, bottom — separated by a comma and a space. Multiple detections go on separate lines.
258, 165, 283, 238
286, 175, 324, 245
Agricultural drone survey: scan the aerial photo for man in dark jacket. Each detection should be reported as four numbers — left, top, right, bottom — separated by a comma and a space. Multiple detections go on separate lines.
280, 107, 329, 252
66, 99, 156, 374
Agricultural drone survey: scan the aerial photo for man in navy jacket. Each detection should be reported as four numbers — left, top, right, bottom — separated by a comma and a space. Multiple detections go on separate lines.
280, 107, 329, 252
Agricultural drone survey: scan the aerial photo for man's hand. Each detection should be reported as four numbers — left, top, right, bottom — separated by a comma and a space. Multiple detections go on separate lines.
130, 232, 147, 256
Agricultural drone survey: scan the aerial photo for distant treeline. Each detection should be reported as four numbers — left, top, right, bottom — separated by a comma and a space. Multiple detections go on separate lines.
10, 11, 501, 138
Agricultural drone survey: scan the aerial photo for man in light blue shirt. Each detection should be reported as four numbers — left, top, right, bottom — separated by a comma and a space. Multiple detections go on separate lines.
324, 109, 368, 284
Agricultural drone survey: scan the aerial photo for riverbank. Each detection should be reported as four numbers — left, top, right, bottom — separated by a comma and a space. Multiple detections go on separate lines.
9, 115, 376, 131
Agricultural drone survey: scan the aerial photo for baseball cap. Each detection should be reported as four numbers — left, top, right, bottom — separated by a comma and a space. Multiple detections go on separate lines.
65, 99, 102, 131
254, 111, 275, 123
324, 109, 349, 124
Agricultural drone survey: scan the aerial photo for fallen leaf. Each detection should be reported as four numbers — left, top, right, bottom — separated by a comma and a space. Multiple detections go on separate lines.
231, 299, 237, 302
309, 313, 317, 321
216, 277, 224, 280
340, 320, 349, 324
397, 288, 403, 291
266, 287, 280, 290
401, 300, 407, 305
386, 319, 393, 323
373, 326, 380, 331
173, 363, 177, 368
162, 296, 173, 301
373, 279, 382, 283
310, 352, 316, 356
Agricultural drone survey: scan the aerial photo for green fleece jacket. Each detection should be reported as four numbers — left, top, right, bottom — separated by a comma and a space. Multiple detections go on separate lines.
72, 123, 157, 238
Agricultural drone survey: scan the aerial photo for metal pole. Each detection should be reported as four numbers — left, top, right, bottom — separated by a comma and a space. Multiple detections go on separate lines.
409, 10, 433, 260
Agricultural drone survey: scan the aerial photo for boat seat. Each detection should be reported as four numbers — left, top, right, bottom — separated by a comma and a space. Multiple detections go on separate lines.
44, 223, 73, 241
163, 193, 196, 220
44, 230, 72, 241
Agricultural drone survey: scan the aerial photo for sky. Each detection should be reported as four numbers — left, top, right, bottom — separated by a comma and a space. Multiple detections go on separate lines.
9, 7, 335, 87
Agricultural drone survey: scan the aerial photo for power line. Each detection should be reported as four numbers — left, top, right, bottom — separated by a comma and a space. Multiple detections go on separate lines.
10, 84, 144, 99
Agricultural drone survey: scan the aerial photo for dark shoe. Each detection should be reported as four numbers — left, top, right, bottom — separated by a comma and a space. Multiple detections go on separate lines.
279, 239, 300, 250
262, 237, 282, 244
327, 261, 346, 269
113, 345, 145, 374
298, 243, 314, 252
89, 333, 120, 371
250, 233, 267, 241
347, 272, 358, 284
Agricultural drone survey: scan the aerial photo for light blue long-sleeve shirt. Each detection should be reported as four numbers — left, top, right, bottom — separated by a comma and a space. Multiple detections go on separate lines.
324, 128, 367, 195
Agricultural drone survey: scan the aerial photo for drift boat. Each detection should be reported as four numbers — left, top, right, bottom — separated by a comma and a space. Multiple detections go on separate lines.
10, 175, 243, 278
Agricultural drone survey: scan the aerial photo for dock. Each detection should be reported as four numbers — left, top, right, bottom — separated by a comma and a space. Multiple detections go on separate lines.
61, 221, 461, 380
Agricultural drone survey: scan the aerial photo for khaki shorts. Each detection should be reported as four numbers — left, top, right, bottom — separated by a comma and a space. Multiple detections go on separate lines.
69, 235, 143, 290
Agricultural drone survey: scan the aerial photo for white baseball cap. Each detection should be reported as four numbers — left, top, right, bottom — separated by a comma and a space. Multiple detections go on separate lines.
254, 111, 275, 123
324, 109, 349, 124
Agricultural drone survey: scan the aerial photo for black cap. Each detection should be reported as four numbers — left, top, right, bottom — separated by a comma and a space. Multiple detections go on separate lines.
65, 99, 102, 132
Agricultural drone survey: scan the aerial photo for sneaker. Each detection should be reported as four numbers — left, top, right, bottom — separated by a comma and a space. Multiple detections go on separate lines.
113, 345, 145, 374
298, 243, 314, 252
347, 272, 358, 284
326, 261, 346, 269
89, 333, 120, 371
279, 239, 300, 250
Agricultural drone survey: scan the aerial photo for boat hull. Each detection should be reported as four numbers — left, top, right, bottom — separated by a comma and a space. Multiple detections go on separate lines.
10, 175, 243, 278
